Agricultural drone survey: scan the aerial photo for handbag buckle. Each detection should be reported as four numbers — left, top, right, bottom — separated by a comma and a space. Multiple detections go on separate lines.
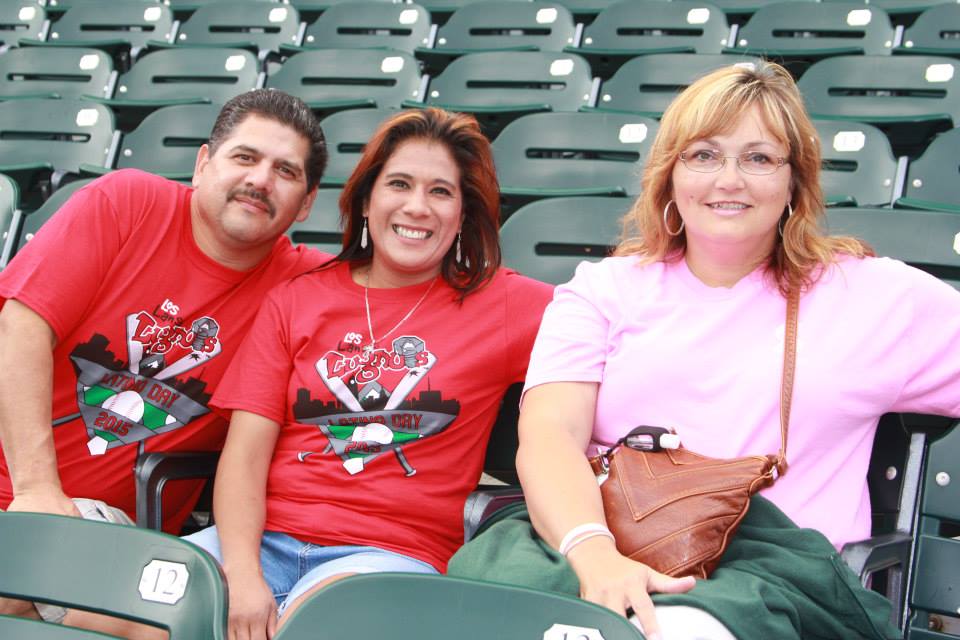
617, 425, 681, 452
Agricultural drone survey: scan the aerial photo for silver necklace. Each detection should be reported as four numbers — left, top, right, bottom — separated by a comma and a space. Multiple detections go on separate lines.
364, 271, 438, 355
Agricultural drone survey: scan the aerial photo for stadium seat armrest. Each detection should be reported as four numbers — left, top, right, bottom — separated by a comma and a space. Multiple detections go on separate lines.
135, 450, 220, 530
463, 486, 525, 543
841, 531, 912, 587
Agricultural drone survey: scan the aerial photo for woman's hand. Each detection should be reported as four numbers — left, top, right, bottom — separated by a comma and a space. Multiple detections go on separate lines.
225, 569, 278, 640
566, 536, 696, 640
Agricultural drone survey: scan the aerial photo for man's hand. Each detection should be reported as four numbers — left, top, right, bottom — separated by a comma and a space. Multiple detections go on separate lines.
6, 487, 80, 517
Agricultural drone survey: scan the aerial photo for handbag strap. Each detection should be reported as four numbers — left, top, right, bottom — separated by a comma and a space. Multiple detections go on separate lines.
776, 287, 801, 477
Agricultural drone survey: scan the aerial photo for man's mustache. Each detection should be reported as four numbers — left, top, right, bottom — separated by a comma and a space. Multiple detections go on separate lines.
228, 187, 276, 218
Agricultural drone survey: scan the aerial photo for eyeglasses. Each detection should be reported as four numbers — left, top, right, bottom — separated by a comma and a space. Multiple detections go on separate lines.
679, 150, 787, 176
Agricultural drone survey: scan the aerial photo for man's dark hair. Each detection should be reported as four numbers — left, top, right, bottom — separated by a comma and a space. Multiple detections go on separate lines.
208, 89, 327, 190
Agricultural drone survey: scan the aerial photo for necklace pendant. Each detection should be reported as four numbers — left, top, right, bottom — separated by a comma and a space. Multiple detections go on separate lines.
363, 343, 374, 356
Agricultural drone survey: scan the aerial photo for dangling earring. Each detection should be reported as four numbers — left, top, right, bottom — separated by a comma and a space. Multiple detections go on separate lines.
455, 231, 462, 263
663, 200, 684, 236
778, 203, 793, 237
360, 218, 368, 250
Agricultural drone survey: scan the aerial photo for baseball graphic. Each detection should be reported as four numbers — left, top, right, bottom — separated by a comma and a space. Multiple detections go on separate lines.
101, 390, 145, 422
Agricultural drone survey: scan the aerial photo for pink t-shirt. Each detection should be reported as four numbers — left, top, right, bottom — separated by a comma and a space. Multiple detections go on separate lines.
524, 254, 960, 548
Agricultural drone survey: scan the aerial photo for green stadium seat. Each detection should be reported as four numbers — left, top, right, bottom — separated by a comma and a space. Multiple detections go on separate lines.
816, 119, 902, 208
570, 0, 731, 79
13, 178, 94, 256
21, 1, 175, 63
896, 126, 960, 214
493, 112, 656, 217
416, 0, 530, 26
0, 616, 116, 639
500, 196, 629, 285
293, 2, 431, 54
0, 511, 228, 639
551, 0, 623, 23
0, 47, 113, 100
905, 420, 960, 637
413, 51, 593, 137
0, 99, 115, 201
821, 0, 950, 18
319, 108, 396, 187
0, 2, 46, 48
289, 0, 403, 22
287, 188, 344, 256
897, 4, 960, 58
168, 1, 301, 57
824, 207, 960, 289
97, 47, 257, 131
275, 573, 645, 640
586, 53, 762, 117
86, 103, 219, 180
0, 173, 20, 268
266, 49, 423, 115
417, 1, 576, 75
726, 2, 895, 64
798, 55, 960, 156
708, 0, 817, 18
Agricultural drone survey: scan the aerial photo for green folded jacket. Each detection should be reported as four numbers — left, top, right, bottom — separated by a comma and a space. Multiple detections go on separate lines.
448, 496, 899, 640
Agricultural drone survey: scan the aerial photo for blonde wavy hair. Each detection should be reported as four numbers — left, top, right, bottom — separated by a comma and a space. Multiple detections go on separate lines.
616, 61, 870, 295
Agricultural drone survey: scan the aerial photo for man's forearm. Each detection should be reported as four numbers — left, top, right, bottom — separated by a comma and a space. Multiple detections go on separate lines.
0, 300, 63, 497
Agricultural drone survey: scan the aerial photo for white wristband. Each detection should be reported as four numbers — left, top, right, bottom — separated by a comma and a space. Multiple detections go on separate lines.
558, 522, 614, 557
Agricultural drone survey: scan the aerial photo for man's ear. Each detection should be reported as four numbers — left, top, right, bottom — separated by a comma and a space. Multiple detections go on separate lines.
192, 144, 211, 188
296, 187, 318, 223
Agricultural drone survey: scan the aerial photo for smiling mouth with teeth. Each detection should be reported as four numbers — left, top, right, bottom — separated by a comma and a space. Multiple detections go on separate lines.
393, 224, 432, 240
709, 202, 749, 209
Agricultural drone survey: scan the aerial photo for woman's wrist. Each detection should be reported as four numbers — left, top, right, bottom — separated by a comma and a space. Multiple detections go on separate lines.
558, 522, 615, 556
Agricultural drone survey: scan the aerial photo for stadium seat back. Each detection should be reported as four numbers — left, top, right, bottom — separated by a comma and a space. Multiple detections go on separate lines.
287, 188, 344, 255
899, 4, 960, 57
110, 48, 259, 107
799, 55, 960, 125
816, 119, 900, 208
15, 178, 94, 255
113, 103, 219, 179
729, 2, 895, 58
176, 1, 301, 54
0, 47, 113, 100
0, 99, 115, 194
896, 126, 960, 213
429, 1, 576, 55
275, 573, 645, 639
319, 107, 395, 186
299, 2, 431, 53
419, 51, 593, 136
0, 512, 228, 639
824, 207, 960, 289
0, 2, 46, 48
493, 111, 656, 200
267, 49, 422, 112
590, 52, 762, 117
575, 0, 729, 77
906, 421, 960, 637
42, 1, 175, 50
500, 196, 629, 285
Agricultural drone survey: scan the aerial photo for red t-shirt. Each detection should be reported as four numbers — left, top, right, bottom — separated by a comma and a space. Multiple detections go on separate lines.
212, 262, 553, 571
0, 169, 327, 531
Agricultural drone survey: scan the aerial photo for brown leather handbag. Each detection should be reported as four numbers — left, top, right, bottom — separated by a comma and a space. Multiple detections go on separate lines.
588, 289, 799, 579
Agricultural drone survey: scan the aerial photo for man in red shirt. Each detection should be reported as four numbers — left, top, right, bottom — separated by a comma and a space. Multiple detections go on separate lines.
0, 89, 329, 622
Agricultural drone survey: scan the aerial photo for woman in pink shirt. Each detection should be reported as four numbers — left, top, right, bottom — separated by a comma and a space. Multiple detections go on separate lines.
515, 62, 960, 639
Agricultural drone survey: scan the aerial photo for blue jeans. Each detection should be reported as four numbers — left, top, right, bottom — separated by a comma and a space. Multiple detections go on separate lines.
184, 526, 438, 615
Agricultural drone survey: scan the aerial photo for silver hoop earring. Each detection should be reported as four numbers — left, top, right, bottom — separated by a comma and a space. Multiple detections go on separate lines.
663, 200, 684, 237
455, 231, 462, 263
360, 218, 368, 250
